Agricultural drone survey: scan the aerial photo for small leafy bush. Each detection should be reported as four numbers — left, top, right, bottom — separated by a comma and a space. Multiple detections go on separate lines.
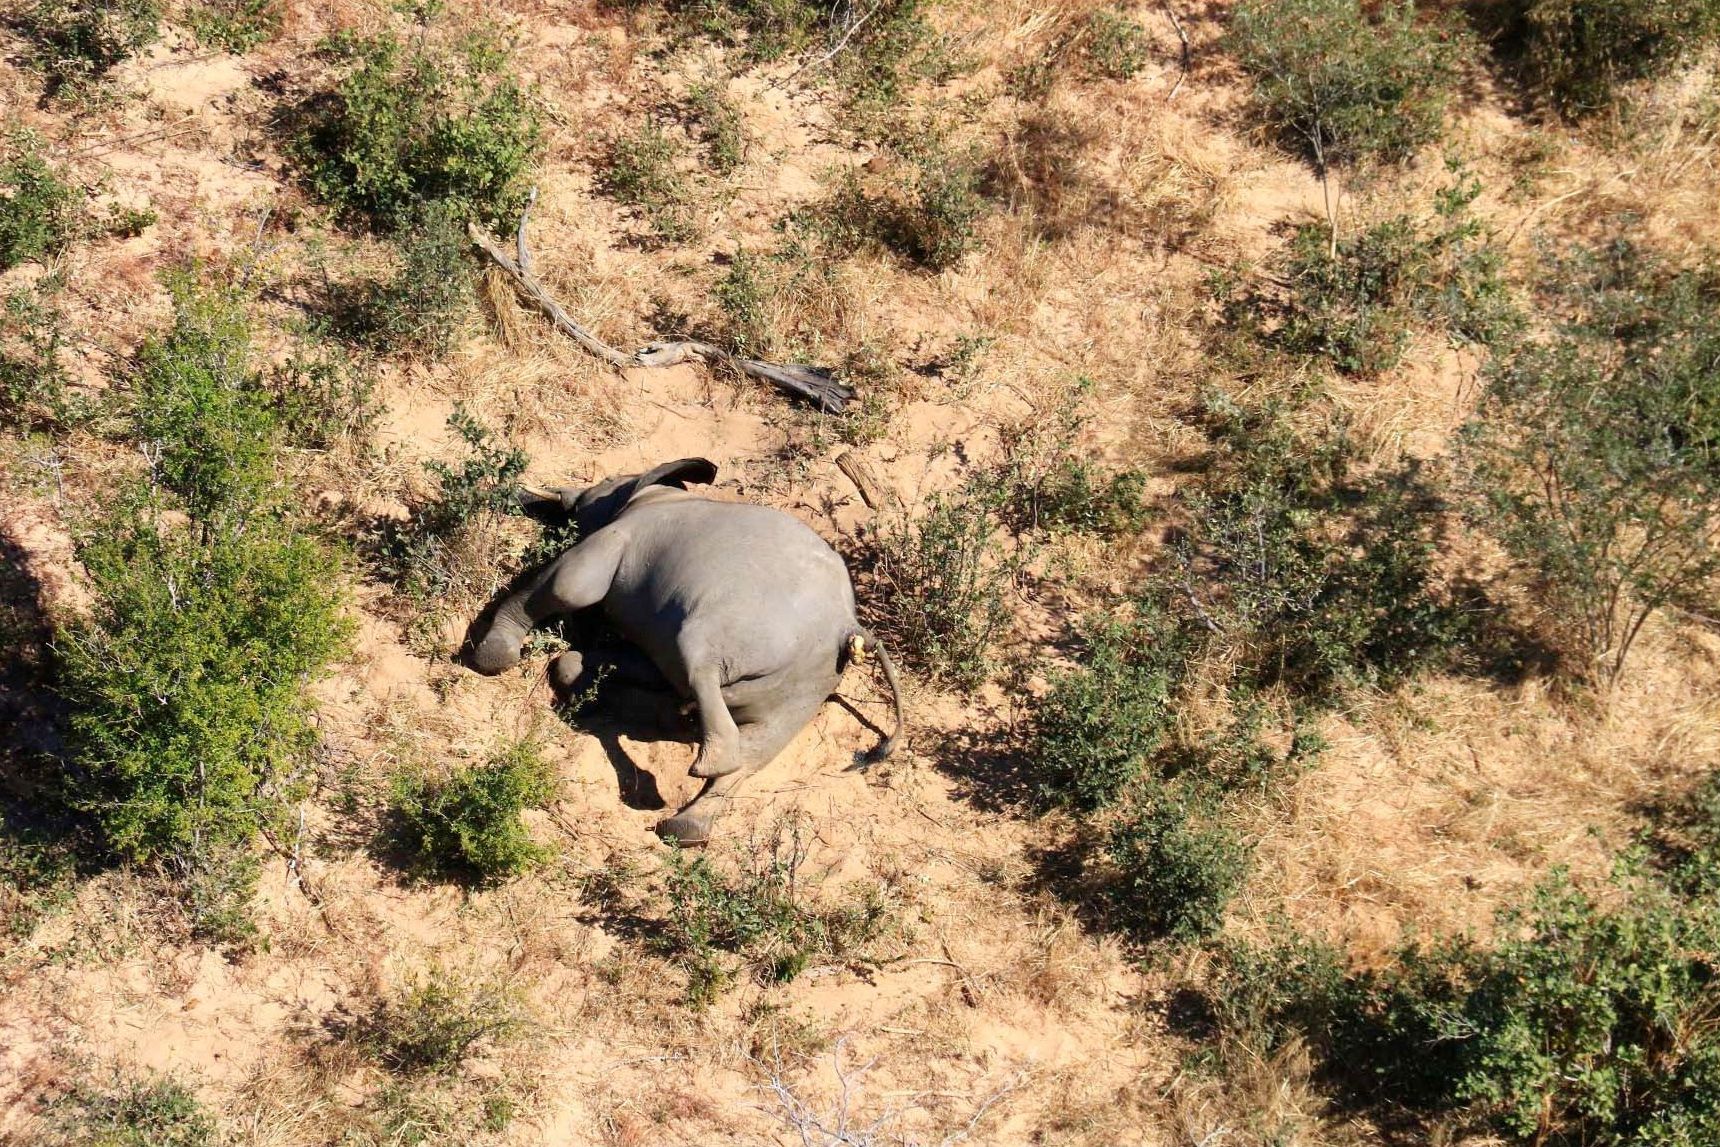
185, 0, 279, 52
130, 279, 278, 522
1508, 0, 1720, 116
1254, 169, 1519, 375
60, 282, 347, 870
1211, 866, 1720, 1144
1103, 788, 1250, 943
0, 278, 76, 429
602, 122, 697, 243
291, 27, 541, 231
865, 485, 1015, 688
334, 203, 474, 355
1462, 244, 1720, 687
649, 0, 940, 114
44, 1067, 215, 1147
1032, 609, 1193, 812
660, 818, 894, 1007
390, 739, 556, 884
60, 497, 347, 864
1228, 0, 1459, 168
13, 0, 161, 90
358, 971, 518, 1074
822, 140, 989, 271
1084, 8, 1149, 80
686, 83, 747, 175
0, 133, 79, 270
266, 343, 378, 453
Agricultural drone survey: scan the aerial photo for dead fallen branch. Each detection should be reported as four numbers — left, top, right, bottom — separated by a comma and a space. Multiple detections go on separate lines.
835, 449, 897, 511
467, 214, 854, 412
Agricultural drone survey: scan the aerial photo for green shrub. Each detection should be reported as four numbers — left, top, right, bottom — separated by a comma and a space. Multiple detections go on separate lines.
1032, 609, 1193, 811
1103, 788, 1249, 942
866, 485, 1015, 688
335, 203, 474, 355
267, 343, 378, 453
60, 495, 347, 865
1228, 0, 1459, 168
1461, 244, 1720, 687
1084, 8, 1149, 80
0, 826, 78, 946
291, 27, 541, 231
13, 0, 161, 90
0, 133, 79, 270
686, 83, 747, 175
1257, 169, 1519, 376
0, 277, 76, 429
358, 971, 518, 1074
659, 818, 893, 1007
1215, 867, 1720, 1144
602, 122, 698, 243
44, 1067, 215, 1147
59, 281, 347, 870
648, 0, 940, 114
1510, 0, 1720, 116
391, 739, 556, 884
130, 279, 278, 522
184, 0, 278, 52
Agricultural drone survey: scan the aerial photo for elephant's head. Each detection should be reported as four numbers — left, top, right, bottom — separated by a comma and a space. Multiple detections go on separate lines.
519, 457, 718, 537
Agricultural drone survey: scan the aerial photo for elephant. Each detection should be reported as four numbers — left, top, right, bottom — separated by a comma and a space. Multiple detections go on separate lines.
463, 457, 903, 845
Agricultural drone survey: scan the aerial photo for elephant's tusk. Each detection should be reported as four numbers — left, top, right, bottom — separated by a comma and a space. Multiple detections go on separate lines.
847, 633, 868, 663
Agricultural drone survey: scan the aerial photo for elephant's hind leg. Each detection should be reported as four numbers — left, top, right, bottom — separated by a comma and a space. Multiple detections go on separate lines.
686, 662, 744, 779
657, 691, 825, 846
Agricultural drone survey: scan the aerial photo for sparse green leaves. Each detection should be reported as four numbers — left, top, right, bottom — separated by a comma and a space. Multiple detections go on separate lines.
1228, 0, 1459, 168
390, 739, 557, 885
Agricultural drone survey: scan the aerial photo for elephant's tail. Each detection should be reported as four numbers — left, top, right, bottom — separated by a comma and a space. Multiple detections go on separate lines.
846, 628, 903, 765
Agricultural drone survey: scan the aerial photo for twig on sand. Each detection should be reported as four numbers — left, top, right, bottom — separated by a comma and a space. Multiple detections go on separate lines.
1163, 1, 1191, 100
468, 196, 855, 412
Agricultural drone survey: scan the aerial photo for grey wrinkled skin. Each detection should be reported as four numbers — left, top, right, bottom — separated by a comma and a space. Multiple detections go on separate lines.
464, 458, 903, 845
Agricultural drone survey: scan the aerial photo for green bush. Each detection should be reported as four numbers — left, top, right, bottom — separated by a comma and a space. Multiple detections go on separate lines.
1083, 8, 1149, 80
1228, 0, 1459, 168
602, 122, 698, 243
0, 133, 79, 270
59, 281, 347, 869
1103, 788, 1249, 942
0, 277, 76, 429
659, 819, 893, 1007
291, 27, 541, 231
358, 971, 518, 1074
266, 343, 378, 453
1032, 609, 1192, 811
60, 496, 347, 864
185, 0, 278, 52
823, 141, 989, 271
866, 484, 1015, 688
686, 83, 747, 175
1259, 171, 1519, 375
1510, 0, 1720, 116
1213, 867, 1720, 1144
1170, 397, 1466, 701
130, 279, 278, 522
335, 203, 474, 355
390, 739, 556, 884
1462, 244, 1720, 687
13, 0, 161, 90
44, 1067, 215, 1147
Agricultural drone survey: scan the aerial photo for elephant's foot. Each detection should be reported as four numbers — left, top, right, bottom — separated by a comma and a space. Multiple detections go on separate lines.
655, 810, 716, 846
688, 746, 741, 779
548, 650, 586, 695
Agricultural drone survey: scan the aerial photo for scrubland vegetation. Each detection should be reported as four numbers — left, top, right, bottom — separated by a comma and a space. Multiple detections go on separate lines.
2, 0, 1719, 1142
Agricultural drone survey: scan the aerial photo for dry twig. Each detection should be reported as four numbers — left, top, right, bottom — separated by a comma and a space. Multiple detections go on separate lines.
468, 202, 855, 412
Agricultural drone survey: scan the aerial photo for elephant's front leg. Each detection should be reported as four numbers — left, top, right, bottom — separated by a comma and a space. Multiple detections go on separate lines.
686, 663, 743, 779
657, 691, 823, 845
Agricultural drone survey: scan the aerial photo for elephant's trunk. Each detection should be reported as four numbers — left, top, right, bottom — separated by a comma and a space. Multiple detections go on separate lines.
467, 591, 534, 675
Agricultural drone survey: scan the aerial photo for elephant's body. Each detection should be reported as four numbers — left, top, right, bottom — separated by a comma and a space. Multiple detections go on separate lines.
465, 460, 901, 844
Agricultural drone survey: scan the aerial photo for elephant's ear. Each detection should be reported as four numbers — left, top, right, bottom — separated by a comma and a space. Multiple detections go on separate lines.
636, 457, 717, 491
